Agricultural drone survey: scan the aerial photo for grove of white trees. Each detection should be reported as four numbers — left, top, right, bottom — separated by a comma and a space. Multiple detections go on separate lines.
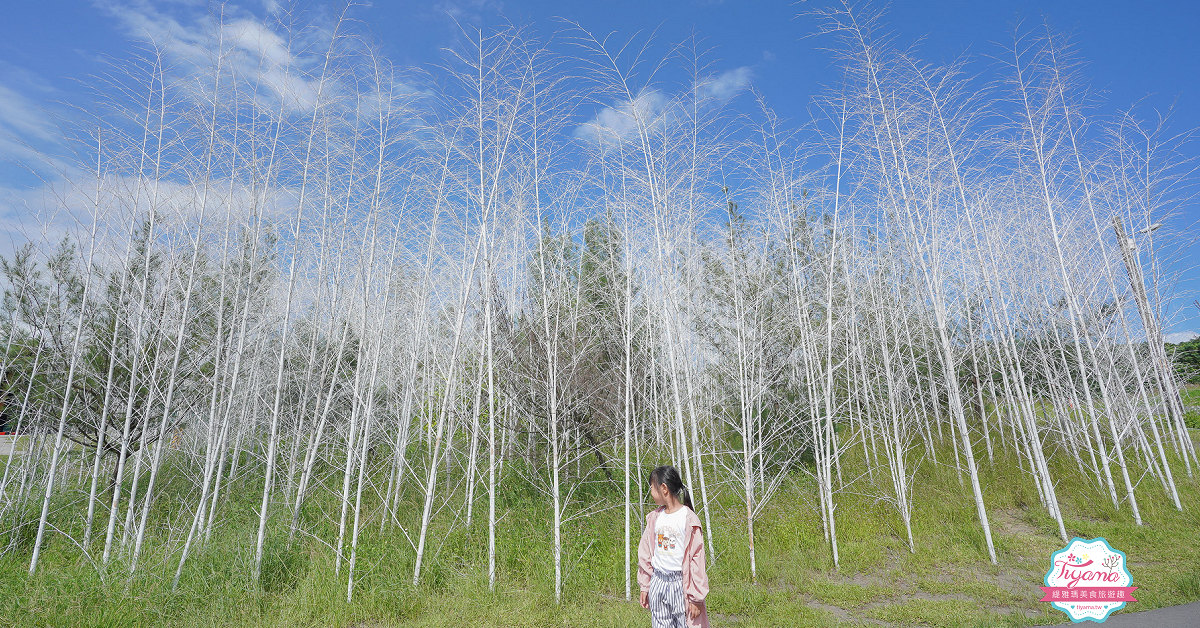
0, 4, 1193, 604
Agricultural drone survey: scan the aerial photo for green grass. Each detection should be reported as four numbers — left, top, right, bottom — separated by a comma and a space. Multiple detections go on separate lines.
1182, 384, 1200, 429
0, 430, 1198, 627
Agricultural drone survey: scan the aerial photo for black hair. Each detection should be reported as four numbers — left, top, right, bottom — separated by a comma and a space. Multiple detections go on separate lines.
649, 465, 693, 510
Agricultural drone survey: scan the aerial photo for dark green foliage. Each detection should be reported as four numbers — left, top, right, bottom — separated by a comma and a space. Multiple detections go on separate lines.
505, 217, 653, 481
1167, 336, 1200, 384
0, 217, 276, 458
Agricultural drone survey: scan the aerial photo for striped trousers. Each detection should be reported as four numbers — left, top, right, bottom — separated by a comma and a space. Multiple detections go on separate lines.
648, 568, 686, 628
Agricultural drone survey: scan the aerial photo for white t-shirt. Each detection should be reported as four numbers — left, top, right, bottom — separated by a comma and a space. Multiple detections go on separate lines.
651, 507, 689, 572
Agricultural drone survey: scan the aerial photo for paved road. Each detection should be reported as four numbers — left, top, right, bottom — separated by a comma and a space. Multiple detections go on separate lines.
1036, 601, 1200, 627
0, 435, 22, 456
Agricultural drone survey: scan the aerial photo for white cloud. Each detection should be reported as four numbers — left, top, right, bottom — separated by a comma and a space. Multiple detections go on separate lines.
575, 66, 751, 143
0, 62, 83, 263
430, 0, 505, 25
1165, 330, 1198, 343
575, 90, 669, 143
0, 169, 304, 277
0, 1, 320, 263
0, 74, 73, 180
94, 0, 330, 112
697, 66, 752, 102
0, 2, 424, 287
0, 85, 58, 144
224, 18, 292, 67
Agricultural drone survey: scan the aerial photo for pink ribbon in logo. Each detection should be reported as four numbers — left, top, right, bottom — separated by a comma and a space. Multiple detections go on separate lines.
1039, 586, 1137, 602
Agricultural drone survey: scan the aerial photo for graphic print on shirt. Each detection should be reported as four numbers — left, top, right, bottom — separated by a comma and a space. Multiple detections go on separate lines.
652, 508, 688, 572
657, 528, 679, 552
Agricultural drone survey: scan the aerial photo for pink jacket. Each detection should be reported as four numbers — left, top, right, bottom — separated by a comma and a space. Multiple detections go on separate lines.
637, 505, 710, 628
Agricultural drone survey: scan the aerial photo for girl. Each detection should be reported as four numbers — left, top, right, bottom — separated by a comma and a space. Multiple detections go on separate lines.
637, 465, 709, 628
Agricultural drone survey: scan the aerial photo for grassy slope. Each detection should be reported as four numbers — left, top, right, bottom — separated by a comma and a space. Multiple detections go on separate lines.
1182, 384, 1200, 429
1, 421, 1198, 627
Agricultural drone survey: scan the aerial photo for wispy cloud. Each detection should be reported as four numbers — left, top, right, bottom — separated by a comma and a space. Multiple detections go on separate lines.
0, 85, 57, 144
575, 89, 670, 143
697, 66, 752, 102
0, 170, 300, 271
429, 0, 505, 25
93, 0, 329, 112
0, 63, 77, 184
0, 87, 58, 180
1165, 330, 1198, 343
575, 66, 752, 143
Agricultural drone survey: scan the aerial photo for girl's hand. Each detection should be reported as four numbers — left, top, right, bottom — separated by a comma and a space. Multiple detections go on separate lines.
688, 600, 702, 619
640, 590, 649, 609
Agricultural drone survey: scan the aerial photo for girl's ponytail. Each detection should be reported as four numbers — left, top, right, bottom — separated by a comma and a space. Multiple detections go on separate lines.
679, 484, 694, 510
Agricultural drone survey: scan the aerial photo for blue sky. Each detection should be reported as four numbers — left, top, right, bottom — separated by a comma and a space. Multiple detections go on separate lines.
0, 0, 1197, 339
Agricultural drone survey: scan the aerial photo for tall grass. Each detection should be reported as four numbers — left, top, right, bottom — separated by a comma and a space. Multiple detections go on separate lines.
2, 434, 1196, 627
